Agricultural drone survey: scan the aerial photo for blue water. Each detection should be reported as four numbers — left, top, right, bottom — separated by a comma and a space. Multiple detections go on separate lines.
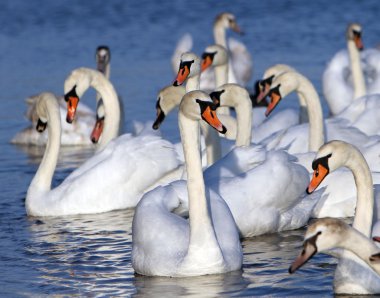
1, 0, 379, 296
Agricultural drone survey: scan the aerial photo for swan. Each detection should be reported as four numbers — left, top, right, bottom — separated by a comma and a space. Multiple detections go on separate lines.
262, 70, 380, 167
155, 53, 320, 238
132, 91, 243, 277
172, 52, 222, 165
297, 140, 380, 294
91, 45, 125, 144
26, 92, 181, 216
255, 64, 308, 124
322, 23, 380, 115
201, 47, 299, 143
11, 46, 117, 146
171, 12, 252, 91
289, 218, 380, 281
64, 67, 123, 151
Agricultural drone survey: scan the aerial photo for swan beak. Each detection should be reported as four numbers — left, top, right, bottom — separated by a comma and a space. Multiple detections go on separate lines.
256, 83, 270, 103
307, 164, 329, 194
265, 92, 281, 117
289, 241, 318, 274
370, 252, 380, 263
231, 21, 243, 35
202, 105, 227, 134
201, 55, 213, 72
173, 65, 190, 86
90, 117, 104, 144
373, 236, 380, 243
66, 96, 79, 123
152, 106, 166, 130
354, 35, 364, 51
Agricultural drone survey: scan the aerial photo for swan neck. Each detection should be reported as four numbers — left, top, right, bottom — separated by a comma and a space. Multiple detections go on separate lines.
214, 64, 228, 87
340, 228, 380, 274
346, 149, 374, 237
28, 100, 61, 197
91, 71, 120, 150
347, 40, 366, 99
297, 77, 325, 151
213, 25, 227, 47
178, 113, 219, 250
200, 121, 221, 166
186, 74, 200, 92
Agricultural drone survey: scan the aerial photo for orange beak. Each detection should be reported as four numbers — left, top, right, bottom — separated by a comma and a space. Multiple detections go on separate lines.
265, 92, 281, 117
90, 117, 104, 143
354, 35, 364, 50
201, 106, 227, 134
307, 164, 329, 194
201, 55, 213, 72
173, 65, 190, 86
66, 96, 79, 123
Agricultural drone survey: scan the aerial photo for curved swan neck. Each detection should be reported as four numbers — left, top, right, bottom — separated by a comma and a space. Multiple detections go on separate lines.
340, 228, 380, 274
295, 75, 325, 151
219, 86, 252, 146
346, 148, 374, 237
27, 96, 61, 197
90, 70, 120, 150
178, 112, 220, 251
347, 39, 366, 99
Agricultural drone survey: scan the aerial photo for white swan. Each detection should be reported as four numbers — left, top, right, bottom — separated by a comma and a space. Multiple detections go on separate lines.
298, 141, 380, 294
262, 70, 380, 166
132, 91, 242, 277
11, 46, 117, 146
201, 47, 299, 143
171, 12, 252, 91
322, 23, 380, 115
172, 52, 222, 165
26, 92, 180, 216
156, 52, 320, 238
289, 218, 380, 284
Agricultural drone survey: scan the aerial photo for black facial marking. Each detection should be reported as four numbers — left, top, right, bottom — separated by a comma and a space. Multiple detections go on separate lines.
311, 154, 332, 171
352, 30, 361, 38
179, 60, 194, 72
64, 85, 78, 102
196, 99, 217, 113
268, 84, 282, 100
209, 89, 225, 107
260, 75, 275, 89
36, 118, 47, 133
201, 51, 217, 61
152, 99, 166, 130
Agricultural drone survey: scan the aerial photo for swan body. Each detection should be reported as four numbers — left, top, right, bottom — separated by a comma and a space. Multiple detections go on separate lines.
301, 141, 380, 294
132, 91, 242, 277
171, 12, 252, 91
26, 92, 181, 217
11, 46, 122, 146
323, 23, 380, 115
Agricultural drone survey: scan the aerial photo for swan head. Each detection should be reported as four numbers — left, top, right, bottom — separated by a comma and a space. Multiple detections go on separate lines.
64, 68, 92, 123
96, 45, 111, 74
34, 92, 60, 132
180, 91, 227, 134
173, 52, 200, 86
289, 218, 349, 274
265, 72, 299, 117
152, 85, 186, 130
307, 140, 357, 193
215, 12, 242, 34
201, 44, 228, 72
346, 23, 364, 51
256, 64, 296, 103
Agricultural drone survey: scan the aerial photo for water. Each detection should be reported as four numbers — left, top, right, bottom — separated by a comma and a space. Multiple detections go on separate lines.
1, 0, 379, 296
